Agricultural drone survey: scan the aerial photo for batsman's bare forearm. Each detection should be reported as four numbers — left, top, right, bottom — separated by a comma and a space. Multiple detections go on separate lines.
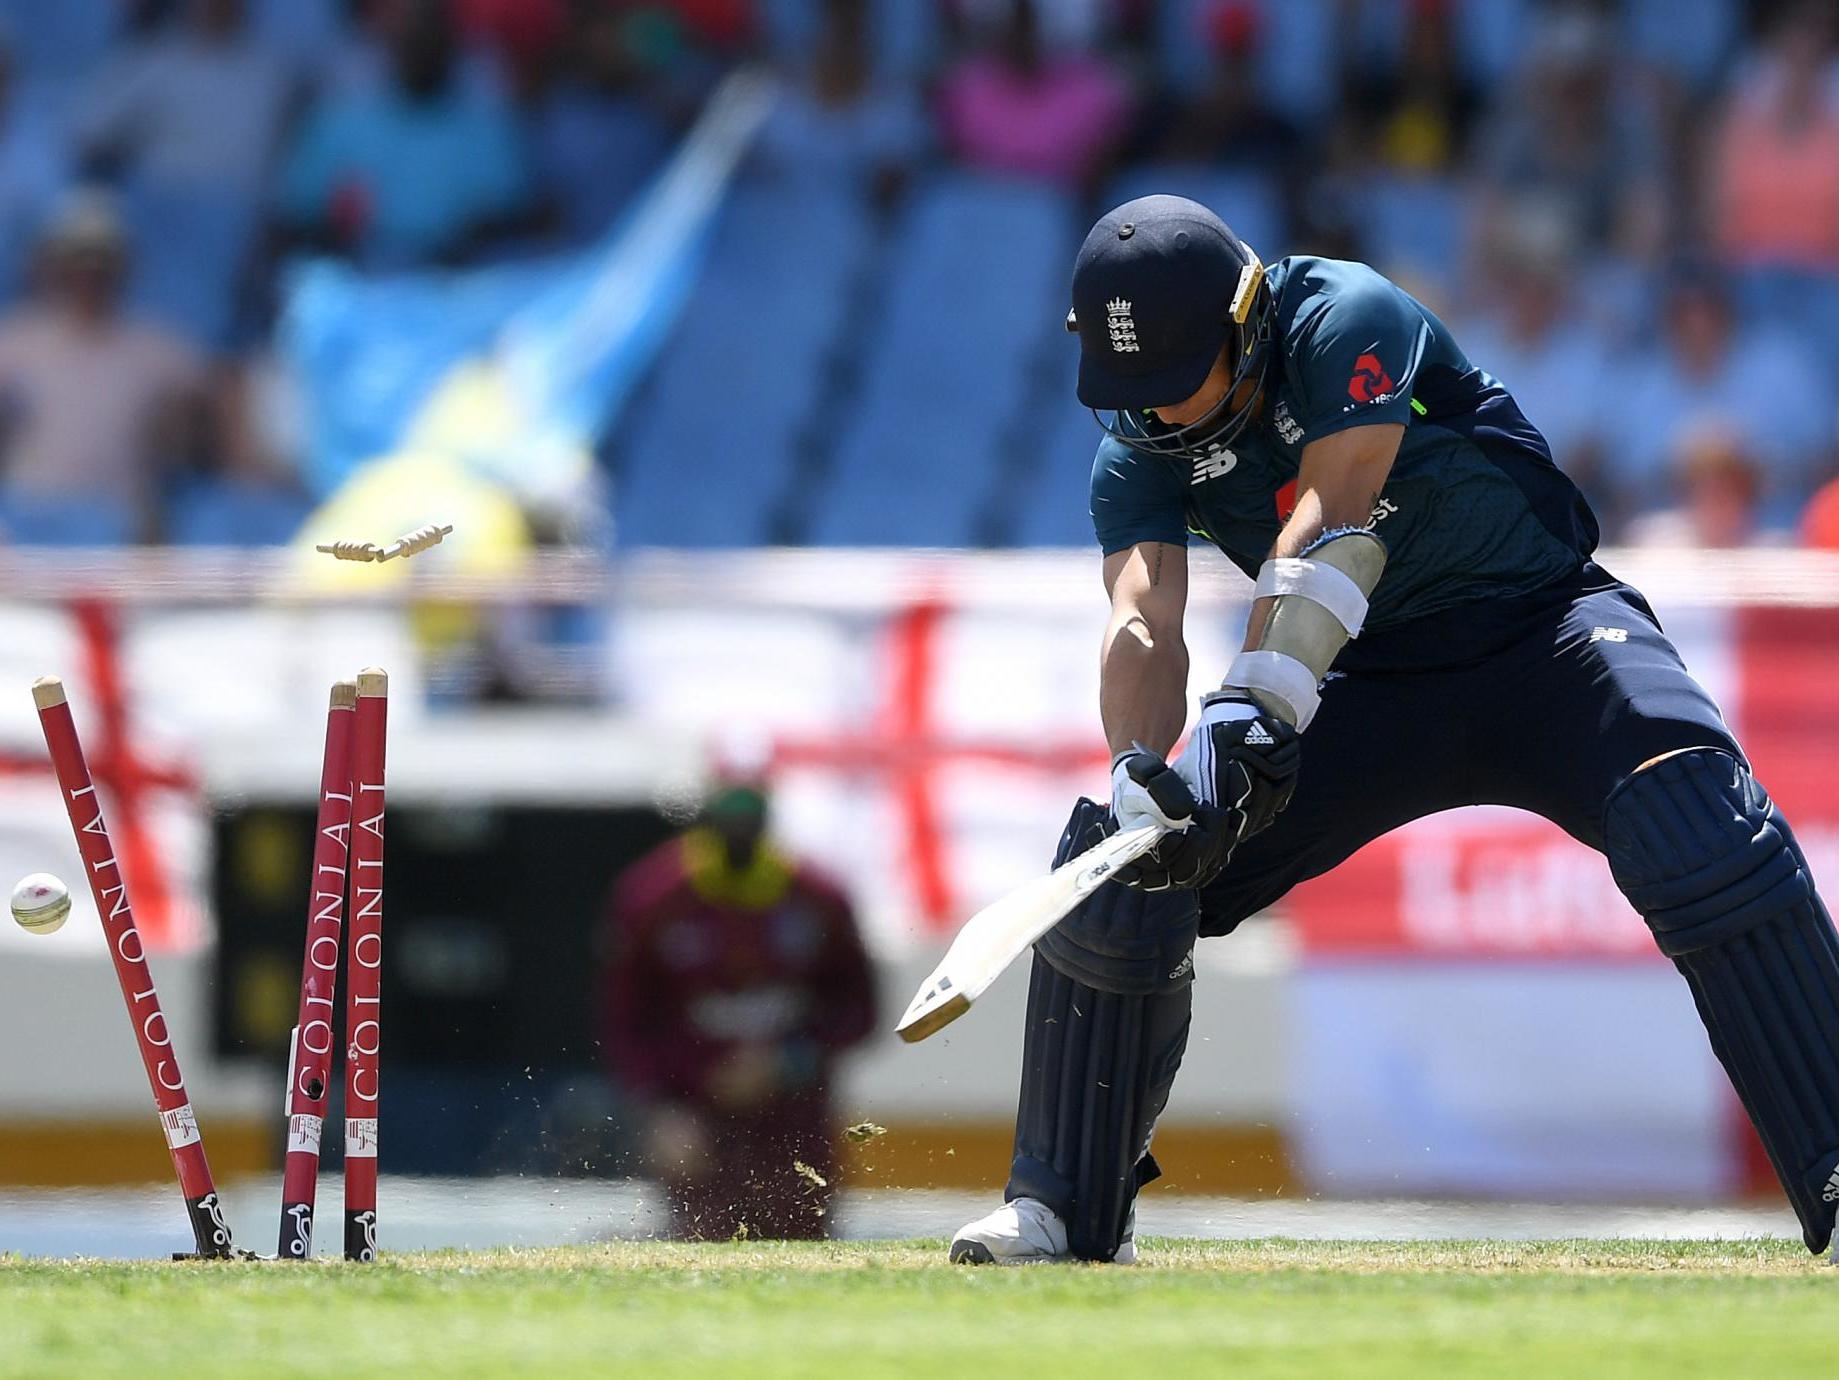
1100, 542, 1190, 757
1101, 617, 1188, 756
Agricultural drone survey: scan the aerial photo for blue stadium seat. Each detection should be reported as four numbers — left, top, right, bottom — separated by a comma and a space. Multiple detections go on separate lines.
614, 176, 872, 546
1013, 379, 1106, 549
1350, 0, 1533, 86
1103, 165, 1285, 262
165, 479, 312, 547
249, 0, 347, 71
1359, 174, 1465, 293
1156, 0, 1338, 124
122, 180, 261, 351
808, 174, 1074, 547
1741, 268, 1839, 364
0, 2, 118, 92
0, 491, 136, 546
1257, 0, 1340, 125
1625, 0, 1740, 89
756, 0, 940, 79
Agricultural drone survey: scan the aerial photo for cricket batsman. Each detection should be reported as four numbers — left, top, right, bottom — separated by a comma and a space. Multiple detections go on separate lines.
951, 195, 1839, 1264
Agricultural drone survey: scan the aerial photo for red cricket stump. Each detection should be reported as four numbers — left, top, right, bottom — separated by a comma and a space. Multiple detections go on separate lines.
32, 675, 236, 1260
344, 668, 387, 1261
278, 680, 356, 1259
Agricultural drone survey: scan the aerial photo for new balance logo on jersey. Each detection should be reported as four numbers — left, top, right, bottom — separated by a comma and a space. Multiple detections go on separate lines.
1191, 446, 1237, 483
1590, 626, 1628, 643
1823, 1165, 1839, 1203
1106, 298, 1138, 353
1244, 722, 1274, 746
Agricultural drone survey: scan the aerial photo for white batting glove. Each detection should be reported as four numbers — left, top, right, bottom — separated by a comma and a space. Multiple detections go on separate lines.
1109, 747, 1197, 834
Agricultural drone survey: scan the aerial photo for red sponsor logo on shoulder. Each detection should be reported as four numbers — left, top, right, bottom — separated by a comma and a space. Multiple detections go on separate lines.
1348, 352, 1395, 403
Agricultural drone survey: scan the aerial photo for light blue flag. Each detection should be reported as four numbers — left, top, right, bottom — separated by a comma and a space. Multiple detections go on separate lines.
277, 72, 775, 510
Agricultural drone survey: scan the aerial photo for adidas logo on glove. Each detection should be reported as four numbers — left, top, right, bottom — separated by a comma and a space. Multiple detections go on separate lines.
1244, 722, 1275, 746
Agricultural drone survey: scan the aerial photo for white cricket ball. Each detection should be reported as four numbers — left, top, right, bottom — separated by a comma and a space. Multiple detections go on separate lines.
10, 873, 71, 934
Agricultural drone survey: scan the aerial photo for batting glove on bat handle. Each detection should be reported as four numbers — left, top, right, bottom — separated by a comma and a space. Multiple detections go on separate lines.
1110, 746, 1198, 834
1179, 692, 1300, 827
1114, 800, 1236, 892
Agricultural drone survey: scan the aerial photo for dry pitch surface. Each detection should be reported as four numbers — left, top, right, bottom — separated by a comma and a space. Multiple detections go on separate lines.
1, 1239, 1832, 1378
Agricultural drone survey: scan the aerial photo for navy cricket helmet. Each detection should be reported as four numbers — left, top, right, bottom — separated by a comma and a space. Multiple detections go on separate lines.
1068, 195, 1274, 460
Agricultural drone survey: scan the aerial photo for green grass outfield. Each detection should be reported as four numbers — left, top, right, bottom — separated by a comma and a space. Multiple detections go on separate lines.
2, 1239, 1834, 1379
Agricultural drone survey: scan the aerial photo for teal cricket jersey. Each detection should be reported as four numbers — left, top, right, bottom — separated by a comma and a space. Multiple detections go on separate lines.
1088, 256, 1601, 643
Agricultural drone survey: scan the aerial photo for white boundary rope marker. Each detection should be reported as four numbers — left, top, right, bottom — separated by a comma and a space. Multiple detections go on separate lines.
316, 523, 454, 564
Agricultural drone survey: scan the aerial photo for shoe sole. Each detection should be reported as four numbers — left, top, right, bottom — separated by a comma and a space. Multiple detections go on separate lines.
950, 1237, 1083, 1266
948, 1238, 995, 1265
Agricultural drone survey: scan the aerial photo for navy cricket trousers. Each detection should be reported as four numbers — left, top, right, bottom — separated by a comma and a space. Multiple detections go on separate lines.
1198, 567, 1741, 936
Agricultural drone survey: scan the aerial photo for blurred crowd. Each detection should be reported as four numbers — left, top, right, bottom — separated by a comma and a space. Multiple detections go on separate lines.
1, 0, 1838, 548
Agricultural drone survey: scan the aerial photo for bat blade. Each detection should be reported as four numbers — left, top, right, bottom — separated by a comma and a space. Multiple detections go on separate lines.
895, 823, 1165, 1043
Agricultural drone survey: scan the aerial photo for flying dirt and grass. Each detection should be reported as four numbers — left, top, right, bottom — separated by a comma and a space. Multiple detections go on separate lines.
2, 1238, 1834, 1379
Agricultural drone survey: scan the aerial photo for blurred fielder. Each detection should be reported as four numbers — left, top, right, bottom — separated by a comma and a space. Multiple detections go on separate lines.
951, 195, 1839, 1264
601, 779, 876, 1240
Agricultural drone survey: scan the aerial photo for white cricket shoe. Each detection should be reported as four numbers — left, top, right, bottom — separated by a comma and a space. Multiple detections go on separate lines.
947, 1197, 1136, 1265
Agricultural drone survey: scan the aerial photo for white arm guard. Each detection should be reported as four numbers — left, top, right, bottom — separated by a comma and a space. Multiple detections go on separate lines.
1224, 527, 1388, 730
1251, 556, 1370, 636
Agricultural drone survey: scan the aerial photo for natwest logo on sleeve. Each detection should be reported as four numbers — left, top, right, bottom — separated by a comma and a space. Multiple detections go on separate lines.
1347, 350, 1395, 403
1272, 482, 1395, 526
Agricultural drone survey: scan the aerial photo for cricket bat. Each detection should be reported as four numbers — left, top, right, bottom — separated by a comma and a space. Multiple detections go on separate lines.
894, 823, 1167, 1043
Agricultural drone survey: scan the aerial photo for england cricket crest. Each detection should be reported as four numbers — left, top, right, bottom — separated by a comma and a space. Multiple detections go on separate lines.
1274, 400, 1303, 445
1106, 298, 1138, 353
